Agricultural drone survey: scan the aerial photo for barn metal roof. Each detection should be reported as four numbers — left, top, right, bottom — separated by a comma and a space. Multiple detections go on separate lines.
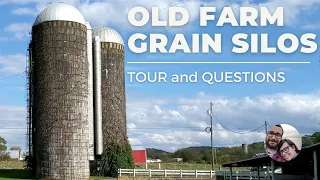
34, 2, 86, 26
222, 142, 320, 167
131, 146, 146, 151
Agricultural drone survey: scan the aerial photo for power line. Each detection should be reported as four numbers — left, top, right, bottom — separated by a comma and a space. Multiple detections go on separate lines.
0, 133, 26, 135
212, 113, 265, 134
0, 46, 28, 81
267, 122, 272, 129
0, 48, 28, 79
0, 55, 26, 65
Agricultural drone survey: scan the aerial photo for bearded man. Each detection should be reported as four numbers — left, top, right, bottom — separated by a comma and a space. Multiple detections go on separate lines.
264, 124, 285, 162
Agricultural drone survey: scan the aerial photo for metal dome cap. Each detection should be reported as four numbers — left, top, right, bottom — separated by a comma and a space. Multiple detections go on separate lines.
33, 2, 86, 26
92, 26, 124, 45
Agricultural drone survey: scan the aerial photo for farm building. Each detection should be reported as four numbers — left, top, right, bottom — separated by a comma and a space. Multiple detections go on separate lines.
132, 146, 147, 163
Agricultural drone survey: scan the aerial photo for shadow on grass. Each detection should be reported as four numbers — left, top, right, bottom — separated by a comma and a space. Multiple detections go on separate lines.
0, 169, 35, 179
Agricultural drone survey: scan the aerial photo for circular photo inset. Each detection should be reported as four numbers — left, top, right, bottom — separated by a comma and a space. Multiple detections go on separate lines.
264, 124, 302, 162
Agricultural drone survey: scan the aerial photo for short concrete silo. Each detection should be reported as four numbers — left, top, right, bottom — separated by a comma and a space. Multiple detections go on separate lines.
30, 2, 90, 179
92, 27, 127, 149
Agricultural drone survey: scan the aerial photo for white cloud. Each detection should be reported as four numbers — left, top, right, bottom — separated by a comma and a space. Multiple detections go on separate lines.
5, 0, 320, 33
1, 90, 319, 153
125, 65, 148, 71
4, 23, 32, 40
302, 23, 320, 30
0, 54, 26, 75
0, 0, 77, 5
0, 37, 8, 43
11, 7, 38, 16
126, 91, 320, 151
77, 0, 206, 32
252, 0, 320, 26
277, 67, 294, 72
128, 137, 142, 145
4, 23, 31, 32
0, 105, 27, 151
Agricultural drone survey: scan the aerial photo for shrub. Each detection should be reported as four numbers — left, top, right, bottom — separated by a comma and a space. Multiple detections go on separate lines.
100, 142, 134, 178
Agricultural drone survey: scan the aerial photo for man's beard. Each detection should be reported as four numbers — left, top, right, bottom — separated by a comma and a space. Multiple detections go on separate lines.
266, 138, 278, 149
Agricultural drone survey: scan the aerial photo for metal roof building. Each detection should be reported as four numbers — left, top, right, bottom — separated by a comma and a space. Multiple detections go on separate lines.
221, 143, 320, 180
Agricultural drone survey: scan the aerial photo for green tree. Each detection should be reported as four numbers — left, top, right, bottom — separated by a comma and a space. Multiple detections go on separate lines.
312, 132, 320, 143
0, 136, 6, 151
160, 153, 168, 162
0, 136, 10, 160
302, 136, 314, 147
100, 141, 134, 178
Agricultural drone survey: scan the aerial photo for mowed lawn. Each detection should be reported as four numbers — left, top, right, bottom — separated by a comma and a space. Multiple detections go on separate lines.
0, 160, 246, 179
0, 169, 113, 180
0, 161, 113, 180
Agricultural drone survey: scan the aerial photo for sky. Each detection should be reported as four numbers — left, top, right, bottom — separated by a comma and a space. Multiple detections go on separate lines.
0, 0, 320, 155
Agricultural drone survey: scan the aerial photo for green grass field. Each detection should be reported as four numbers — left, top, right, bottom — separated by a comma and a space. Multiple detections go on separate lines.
0, 161, 111, 180
0, 169, 34, 180
0, 160, 245, 179
0, 169, 111, 180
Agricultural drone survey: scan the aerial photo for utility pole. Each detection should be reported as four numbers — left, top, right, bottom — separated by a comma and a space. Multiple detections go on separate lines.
265, 121, 268, 134
265, 120, 270, 179
208, 102, 214, 169
214, 147, 217, 165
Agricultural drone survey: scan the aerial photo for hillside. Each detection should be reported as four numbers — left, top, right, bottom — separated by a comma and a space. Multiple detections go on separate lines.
145, 134, 319, 164
146, 148, 168, 154
146, 142, 265, 164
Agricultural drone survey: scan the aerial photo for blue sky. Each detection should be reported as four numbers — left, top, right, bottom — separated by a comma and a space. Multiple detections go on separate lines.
0, 0, 320, 153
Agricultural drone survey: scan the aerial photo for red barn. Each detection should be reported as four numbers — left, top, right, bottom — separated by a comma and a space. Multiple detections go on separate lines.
132, 146, 147, 163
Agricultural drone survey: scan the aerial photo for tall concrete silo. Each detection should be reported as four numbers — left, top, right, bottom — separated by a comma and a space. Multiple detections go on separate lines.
92, 27, 127, 149
30, 2, 90, 179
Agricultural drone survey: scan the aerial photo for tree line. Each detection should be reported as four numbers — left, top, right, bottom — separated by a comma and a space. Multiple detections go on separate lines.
146, 132, 320, 164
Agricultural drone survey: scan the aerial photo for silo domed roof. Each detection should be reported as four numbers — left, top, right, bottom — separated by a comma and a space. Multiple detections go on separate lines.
92, 26, 124, 45
34, 2, 86, 26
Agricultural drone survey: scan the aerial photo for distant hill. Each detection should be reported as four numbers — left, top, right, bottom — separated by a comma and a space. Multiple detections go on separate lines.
146, 148, 169, 160
178, 146, 230, 151
144, 142, 266, 164
146, 148, 168, 154
143, 135, 319, 164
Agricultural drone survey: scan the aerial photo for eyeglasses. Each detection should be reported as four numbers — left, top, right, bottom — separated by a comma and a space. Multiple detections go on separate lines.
280, 146, 291, 154
267, 131, 282, 138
